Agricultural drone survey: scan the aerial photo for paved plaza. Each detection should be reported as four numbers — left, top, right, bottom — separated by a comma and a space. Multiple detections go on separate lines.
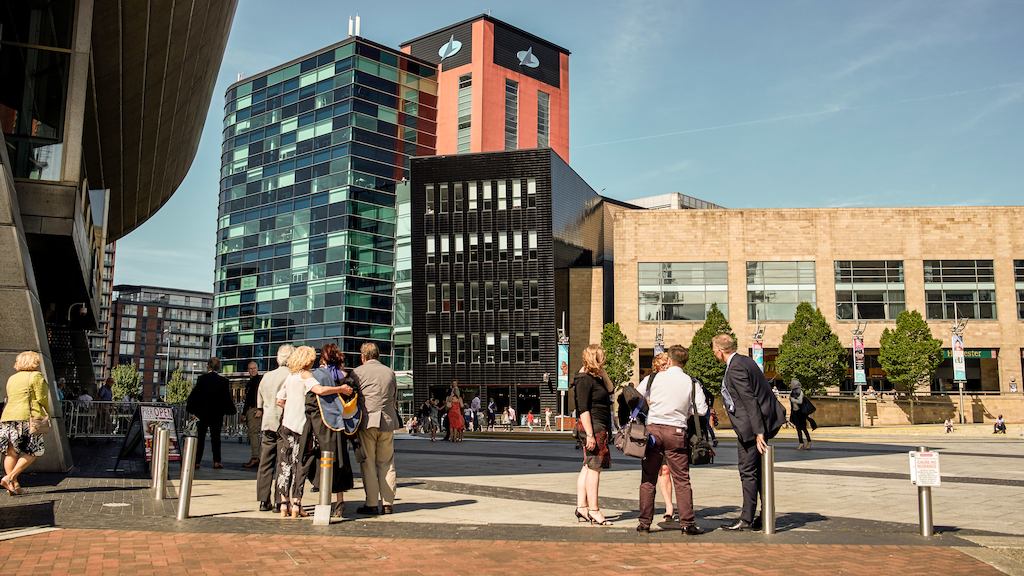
1, 428, 1022, 574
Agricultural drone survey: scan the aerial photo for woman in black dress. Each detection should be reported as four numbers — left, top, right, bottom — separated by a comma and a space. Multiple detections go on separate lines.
572, 344, 615, 526
309, 343, 360, 517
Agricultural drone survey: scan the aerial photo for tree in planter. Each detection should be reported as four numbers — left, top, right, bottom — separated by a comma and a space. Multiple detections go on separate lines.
775, 302, 847, 395
878, 310, 943, 424
600, 322, 637, 389
687, 303, 736, 396
110, 364, 142, 401
164, 368, 193, 404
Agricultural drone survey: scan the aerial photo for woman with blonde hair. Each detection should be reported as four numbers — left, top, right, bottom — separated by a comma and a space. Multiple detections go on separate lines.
1, 351, 50, 495
649, 352, 679, 522
572, 344, 615, 525
275, 346, 349, 518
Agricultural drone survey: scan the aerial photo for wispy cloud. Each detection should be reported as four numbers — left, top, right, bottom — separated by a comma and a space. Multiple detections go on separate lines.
961, 85, 1024, 130
577, 81, 1024, 150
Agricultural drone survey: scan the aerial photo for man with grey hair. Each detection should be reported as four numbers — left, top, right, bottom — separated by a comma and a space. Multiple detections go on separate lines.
713, 333, 785, 531
353, 342, 399, 515
255, 344, 294, 511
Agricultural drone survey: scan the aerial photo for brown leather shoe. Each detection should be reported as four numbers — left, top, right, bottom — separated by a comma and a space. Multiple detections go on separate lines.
381, 504, 393, 515
212, 462, 224, 469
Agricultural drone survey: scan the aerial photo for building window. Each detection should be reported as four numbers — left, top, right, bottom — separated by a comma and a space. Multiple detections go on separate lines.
472, 334, 481, 363
529, 280, 539, 309
638, 262, 729, 321
514, 281, 524, 310
537, 91, 550, 148
486, 333, 496, 363
485, 282, 494, 312
457, 74, 472, 153
440, 235, 450, 264
442, 284, 451, 313
528, 231, 538, 260
426, 236, 435, 265
746, 261, 816, 321
498, 233, 508, 261
1015, 260, 1024, 320
498, 181, 507, 210
455, 283, 465, 312
516, 333, 526, 363
835, 260, 905, 320
453, 182, 463, 212
468, 182, 478, 211
427, 335, 437, 364
469, 234, 478, 263
504, 79, 518, 150
512, 179, 522, 209
484, 233, 493, 261
425, 184, 435, 212
513, 233, 523, 260
442, 334, 451, 364
526, 178, 537, 208
426, 284, 435, 314
471, 282, 479, 312
925, 260, 997, 320
500, 332, 510, 363
531, 333, 540, 363
500, 281, 509, 311
455, 235, 464, 264
483, 181, 492, 210
457, 335, 466, 364
439, 183, 449, 213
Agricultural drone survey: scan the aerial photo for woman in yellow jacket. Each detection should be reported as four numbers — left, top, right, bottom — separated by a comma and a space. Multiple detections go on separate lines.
1, 351, 50, 495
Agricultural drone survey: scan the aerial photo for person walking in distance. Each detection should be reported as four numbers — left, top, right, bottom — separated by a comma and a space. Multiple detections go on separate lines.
544, 407, 552, 431
526, 410, 535, 432
471, 394, 481, 432
487, 399, 497, 431
353, 343, 400, 515
788, 379, 813, 450
636, 347, 707, 535
186, 358, 236, 469
573, 344, 616, 526
242, 361, 262, 468
713, 334, 786, 531
255, 345, 293, 511
506, 405, 516, 432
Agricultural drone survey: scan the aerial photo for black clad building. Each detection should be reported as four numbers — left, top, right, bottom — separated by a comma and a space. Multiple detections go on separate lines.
411, 149, 633, 414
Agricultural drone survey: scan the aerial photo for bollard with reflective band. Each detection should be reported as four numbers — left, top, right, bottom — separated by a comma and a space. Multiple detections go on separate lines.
917, 445, 934, 537
762, 444, 776, 535
313, 451, 334, 525
153, 428, 170, 500
176, 436, 198, 520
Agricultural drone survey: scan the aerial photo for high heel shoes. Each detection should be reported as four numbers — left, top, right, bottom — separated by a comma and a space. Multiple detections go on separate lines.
588, 508, 612, 526
574, 506, 590, 522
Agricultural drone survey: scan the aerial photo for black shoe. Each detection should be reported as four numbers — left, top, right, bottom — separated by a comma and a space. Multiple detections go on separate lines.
751, 515, 763, 531
356, 505, 380, 515
724, 519, 752, 531
259, 501, 273, 512
636, 525, 650, 533
381, 504, 393, 515
310, 485, 319, 493
681, 523, 705, 536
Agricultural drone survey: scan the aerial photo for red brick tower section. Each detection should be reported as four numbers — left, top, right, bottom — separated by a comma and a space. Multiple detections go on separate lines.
401, 15, 570, 162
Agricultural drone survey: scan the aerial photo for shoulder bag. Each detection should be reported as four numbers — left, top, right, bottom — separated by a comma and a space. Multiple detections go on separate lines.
613, 373, 655, 459
688, 378, 715, 465
29, 374, 51, 436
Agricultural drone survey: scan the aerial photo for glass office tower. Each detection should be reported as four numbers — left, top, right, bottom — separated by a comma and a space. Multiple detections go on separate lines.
215, 38, 437, 372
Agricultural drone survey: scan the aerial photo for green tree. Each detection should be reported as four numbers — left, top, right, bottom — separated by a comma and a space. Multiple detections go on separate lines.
600, 322, 637, 389
686, 303, 735, 396
110, 364, 142, 401
878, 310, 943, 423
164, 368, 193, 404
775, 302, 847, 395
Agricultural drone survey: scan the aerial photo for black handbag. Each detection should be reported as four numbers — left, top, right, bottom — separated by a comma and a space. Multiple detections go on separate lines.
613, 373, 655, 459
688, 379, 715, 466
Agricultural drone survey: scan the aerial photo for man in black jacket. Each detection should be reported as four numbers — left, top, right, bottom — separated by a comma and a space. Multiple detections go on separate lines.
186, 357, 236, 469
713, 333, 785, 531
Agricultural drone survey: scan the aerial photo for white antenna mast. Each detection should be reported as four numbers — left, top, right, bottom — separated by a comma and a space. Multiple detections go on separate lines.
355, 14, 361, 36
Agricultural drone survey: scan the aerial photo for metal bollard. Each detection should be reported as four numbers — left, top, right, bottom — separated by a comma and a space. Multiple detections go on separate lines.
313, 451, 334, 526
176, 436, 198, 520
153, 428, 170, 500
917, 445, 934, 537
762, 444, 776, 535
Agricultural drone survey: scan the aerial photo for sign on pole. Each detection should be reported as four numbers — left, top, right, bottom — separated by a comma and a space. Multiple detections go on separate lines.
853, 336, 866, 385
752, 342, 764, 373
557, 343, 569, 391
952, 334, 966, 383
909, 451, 941, 487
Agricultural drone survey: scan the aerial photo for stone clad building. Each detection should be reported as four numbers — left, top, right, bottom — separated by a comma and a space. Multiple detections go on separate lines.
603, 206, 1024, 398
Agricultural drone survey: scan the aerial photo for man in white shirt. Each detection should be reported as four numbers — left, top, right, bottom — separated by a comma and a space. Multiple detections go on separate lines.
254, 344, 294, 511
635, 345, 708, 535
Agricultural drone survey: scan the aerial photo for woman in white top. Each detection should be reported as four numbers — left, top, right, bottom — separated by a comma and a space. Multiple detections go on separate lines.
275, 346, 348, 518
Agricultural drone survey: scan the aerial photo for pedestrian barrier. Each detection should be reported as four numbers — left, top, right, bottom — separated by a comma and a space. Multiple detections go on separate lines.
60, 400, 253, 445
916, 445, 934, 537
762, 445, 776, 535
152, 428, 170, 501
313, 450, 334, 526
176, 436, 198, 521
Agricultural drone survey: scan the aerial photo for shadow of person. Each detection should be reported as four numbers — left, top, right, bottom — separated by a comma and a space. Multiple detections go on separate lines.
774, 511, 829, 531
391, 498, 477, 513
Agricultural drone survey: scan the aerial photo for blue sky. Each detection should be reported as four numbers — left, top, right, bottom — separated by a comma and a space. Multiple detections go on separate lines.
116, 0, 1024, 292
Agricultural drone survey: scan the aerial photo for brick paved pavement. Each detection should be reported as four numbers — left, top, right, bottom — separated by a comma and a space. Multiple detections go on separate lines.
0, 529, 1003, 576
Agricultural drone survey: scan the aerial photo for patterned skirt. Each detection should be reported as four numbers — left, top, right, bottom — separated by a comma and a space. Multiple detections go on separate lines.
0, 421, 45, 457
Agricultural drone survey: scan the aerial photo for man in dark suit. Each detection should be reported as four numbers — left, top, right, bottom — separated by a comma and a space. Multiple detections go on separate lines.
186, 357, 236, 469
713, 333, 785, 531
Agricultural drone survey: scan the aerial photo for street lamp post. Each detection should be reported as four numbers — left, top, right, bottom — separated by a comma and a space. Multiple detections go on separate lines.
162, 328, 171, 399
852, 321, 867, 428
951, 307, 968, 425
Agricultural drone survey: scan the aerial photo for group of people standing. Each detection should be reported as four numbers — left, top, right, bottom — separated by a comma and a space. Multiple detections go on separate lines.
572, 333, 786, 534
186, 341, 400, 519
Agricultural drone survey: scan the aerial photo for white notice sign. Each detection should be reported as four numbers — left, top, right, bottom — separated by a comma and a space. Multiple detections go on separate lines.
909, 451, 941, 487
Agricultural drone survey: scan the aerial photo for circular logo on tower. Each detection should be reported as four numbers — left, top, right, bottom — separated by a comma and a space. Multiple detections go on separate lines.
439, 34, 462, 60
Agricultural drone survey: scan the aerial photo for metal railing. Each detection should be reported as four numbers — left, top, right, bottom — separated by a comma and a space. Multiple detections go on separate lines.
61, 400, 253, 443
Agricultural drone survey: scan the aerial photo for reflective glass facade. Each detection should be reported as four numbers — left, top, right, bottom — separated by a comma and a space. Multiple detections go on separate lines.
924, 259, 997, 320
639, 262, 729, 321
746, 261, 816, 321
215, 39, 437, 372
835, 260, 905, 320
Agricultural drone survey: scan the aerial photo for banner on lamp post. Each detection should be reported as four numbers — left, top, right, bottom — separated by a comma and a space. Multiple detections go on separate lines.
952, 334, 966, 382
853, 336, 866, 385
557, 343, 569, 391
752, 342, 764, 373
